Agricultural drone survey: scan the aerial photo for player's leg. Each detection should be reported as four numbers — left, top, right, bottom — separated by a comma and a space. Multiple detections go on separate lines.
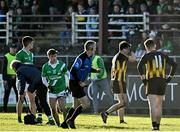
106, 93, 125, 113
35, 96, 43, 123
57, 96, 66, 120
12, 80, 18, 102
90, 82, 99, 114
100, 93, 125, 124
3, 80, 12, 112
118, 93, 128, 124
147, 94, 158, 130
67, 96, 90, 129
26, 91, 36, 116
36, 85, 54, 125
49, 96, 60, 126
156, 95, 164, 130
16, 93, 25, 123
61, 97, 78, 128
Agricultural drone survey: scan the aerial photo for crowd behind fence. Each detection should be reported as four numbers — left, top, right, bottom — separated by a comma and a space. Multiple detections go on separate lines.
0, 13, 180, 55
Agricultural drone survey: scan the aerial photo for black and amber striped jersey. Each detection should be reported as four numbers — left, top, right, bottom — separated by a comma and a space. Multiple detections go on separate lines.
137, 51, 177, 80
111, 52, 128, 82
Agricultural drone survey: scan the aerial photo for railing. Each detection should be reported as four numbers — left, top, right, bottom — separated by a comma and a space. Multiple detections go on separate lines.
0, 13, 10, 45
1, 13, 180, 52
72, 12, 149, 44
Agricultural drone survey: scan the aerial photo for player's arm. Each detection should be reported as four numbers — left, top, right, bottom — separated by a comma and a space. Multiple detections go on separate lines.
71, 57, 82, 82
137, 55, 147, 84
165, 55, 177, 82
41, 65, 48, 87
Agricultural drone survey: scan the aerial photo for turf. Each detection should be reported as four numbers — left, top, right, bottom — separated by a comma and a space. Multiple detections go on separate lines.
0, 113, 180, 131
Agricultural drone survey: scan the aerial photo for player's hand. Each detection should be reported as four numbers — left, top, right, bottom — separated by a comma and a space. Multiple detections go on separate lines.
166, 76, 173, 83
96, 68, 101, 73
65, 87, 71, 94
79, 82, 88, 88
48, 86, 54, 92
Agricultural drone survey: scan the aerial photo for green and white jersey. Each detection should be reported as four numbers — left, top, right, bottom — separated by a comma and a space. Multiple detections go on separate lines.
42, 60, 68, 94
16, 48, 33, 64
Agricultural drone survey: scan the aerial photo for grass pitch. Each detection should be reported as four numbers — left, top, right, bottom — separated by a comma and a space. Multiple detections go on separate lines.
0, 113, 180, 131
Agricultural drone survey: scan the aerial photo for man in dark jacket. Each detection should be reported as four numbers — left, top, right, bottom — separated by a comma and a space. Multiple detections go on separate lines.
11, 61, 55, 125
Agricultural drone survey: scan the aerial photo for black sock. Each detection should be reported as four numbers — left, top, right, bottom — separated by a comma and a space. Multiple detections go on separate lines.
152, 122, 157, 128
69, 106, 83, 121
157, 123, 160, 130
65, 108, 75, 122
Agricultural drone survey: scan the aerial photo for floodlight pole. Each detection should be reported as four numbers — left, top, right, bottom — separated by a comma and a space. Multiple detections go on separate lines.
99, 0, 109, 55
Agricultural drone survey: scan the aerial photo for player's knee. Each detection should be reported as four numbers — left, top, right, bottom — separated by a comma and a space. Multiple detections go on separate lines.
117, 102, 125, 109
82, 101, 90, 109
19, 96, 24, 103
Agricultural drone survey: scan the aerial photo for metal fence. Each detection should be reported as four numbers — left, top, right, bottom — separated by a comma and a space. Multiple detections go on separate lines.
0, 13, 179, 55
72, 12, 149, 44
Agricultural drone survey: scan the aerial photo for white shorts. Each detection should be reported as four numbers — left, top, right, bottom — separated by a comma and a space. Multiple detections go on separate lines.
49, 90, 66, 98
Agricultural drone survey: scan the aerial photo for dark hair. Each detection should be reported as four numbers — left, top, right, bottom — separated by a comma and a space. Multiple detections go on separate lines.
119, 41, 131, 51
47, 48, 58, 56
22, 36, 34, 47
144, 38, 155, 49
84, 40, 96, 51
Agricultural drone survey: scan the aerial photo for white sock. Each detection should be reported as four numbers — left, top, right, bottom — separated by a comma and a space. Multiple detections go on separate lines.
48, 116, 53, 121
38, 113, 42, 118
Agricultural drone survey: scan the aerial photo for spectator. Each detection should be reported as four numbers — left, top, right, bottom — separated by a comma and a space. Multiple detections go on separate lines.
135, 31, 148, 58
146, 0, 157, 14
77, 4, 88, 39
60, 5, 74, 45
22, 0, 32, 15
158, 33, 173, 54
13, 7, 23, 41
10, 0, 19, 13
173, 0, 180, 14
126, 0, 140, 13
126, 6, 138, 31
156, 0, 170, 15
109, 4, 125, 37
87, 0, 98, 14
0, 0, 8, 15
86, 7, 98, 38
139, 3, 148, 14
126, 6, 140, 47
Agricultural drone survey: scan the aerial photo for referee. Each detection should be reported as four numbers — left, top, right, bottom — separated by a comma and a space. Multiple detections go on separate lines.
137, 38, 177, 130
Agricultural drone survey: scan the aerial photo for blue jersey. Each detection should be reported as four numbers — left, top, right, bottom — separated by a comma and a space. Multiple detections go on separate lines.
70, 52, 92, 82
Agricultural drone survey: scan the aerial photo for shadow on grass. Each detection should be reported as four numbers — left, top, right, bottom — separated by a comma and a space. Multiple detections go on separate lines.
77, 124, 137, 130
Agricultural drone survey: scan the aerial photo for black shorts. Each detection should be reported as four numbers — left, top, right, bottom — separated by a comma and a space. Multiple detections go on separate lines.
111, 80, 126, 94
69, 80, 86, 98
146, 78, 167, 95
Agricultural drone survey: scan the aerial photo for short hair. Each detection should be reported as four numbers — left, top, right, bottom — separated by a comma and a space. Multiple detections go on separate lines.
22, 36, 34, 47
119, 41, 131, 51
84, 40, 96, 51
144, 38, 155, 49
47, 48, 58, 56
